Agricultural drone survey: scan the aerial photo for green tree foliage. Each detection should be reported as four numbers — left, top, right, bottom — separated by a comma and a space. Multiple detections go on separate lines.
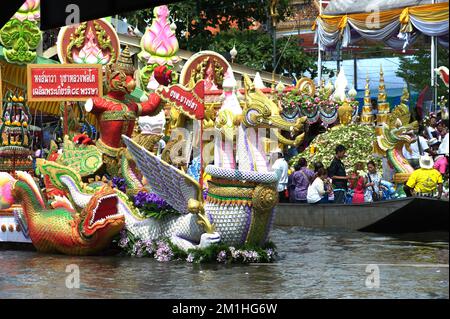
122, 0, 322, 78
124, 0, 291, 35
397, 46, 449, 96
184, 29, 317, 78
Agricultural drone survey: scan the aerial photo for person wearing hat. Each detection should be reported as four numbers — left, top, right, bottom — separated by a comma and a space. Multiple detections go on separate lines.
427, 138, 441, 157
426, 113, 439, 140
402, 127, 430, 170
404, 154, 443, 199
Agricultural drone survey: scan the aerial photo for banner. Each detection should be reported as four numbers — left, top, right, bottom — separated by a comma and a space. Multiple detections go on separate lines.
27, 64, 103, 102
159, 80, 205, 121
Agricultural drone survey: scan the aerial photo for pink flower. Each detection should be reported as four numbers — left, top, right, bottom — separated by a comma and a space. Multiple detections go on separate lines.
14, 0, 40, 22
139, 5, 181, 66
73, 29, 110, 65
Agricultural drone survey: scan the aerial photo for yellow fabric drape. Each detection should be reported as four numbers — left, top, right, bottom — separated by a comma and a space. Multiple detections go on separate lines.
314, 2, 449, 32
409, 3, 449, 21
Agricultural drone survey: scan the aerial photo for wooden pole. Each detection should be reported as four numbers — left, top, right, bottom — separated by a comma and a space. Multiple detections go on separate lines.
318, 0, 323, 84
63, 102, 69, 136
199, 119, 204, 199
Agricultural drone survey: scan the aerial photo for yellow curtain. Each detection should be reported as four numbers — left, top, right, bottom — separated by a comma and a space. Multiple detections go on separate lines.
315, 2, 449, 32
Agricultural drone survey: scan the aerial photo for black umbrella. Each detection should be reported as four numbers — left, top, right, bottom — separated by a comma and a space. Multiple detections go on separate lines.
1, 0, 183, 30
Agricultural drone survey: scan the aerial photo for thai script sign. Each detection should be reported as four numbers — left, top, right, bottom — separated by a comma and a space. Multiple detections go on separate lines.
27, 64, 103, 102
159, 80, 205, 120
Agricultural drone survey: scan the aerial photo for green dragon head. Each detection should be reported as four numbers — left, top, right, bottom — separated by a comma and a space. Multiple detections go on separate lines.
375, 120, 419, 155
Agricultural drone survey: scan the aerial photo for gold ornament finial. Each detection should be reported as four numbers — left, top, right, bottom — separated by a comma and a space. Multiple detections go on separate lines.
116, 46, 135, 76
376, 65, 391, 134
378, 65, 387, 103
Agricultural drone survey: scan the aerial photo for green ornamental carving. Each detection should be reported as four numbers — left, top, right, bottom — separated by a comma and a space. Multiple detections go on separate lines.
0, 19, 42, 65
56, 136, 103, 178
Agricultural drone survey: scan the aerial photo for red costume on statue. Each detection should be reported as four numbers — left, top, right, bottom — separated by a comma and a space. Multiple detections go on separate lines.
85, 46, 171, 155
87, 90, 162, 149
84, 46, 172, 176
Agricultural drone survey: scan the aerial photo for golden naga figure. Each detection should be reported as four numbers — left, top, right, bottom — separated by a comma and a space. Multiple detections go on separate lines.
242, 74, 307, 147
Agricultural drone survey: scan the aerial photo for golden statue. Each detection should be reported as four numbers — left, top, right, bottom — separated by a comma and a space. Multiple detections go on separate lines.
338, 101, 353, 126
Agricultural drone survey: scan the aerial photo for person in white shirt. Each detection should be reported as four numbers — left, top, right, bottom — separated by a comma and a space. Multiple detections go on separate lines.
403, 128, 430, 169
426, 114, 439, 140
307, 168, 331, 204
272, 152, 289, 203
438, 132, 449, 156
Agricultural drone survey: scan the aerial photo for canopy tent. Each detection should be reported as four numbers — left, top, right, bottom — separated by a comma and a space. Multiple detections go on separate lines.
323, 0, 448, 15
313, 1, 449, 50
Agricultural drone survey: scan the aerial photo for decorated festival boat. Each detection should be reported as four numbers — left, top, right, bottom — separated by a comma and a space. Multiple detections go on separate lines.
0, 2, 448, 262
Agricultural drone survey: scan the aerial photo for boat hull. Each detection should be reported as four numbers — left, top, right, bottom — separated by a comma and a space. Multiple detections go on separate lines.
274, 198, 449, 234
0, 206, 32, 245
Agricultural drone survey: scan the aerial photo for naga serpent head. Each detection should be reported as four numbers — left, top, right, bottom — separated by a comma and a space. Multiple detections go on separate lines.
376, 120, 419, 154
78, 185, 125, 239
242, 74, 307, 147
389, 119, 418, 146
36, 160, 125, 240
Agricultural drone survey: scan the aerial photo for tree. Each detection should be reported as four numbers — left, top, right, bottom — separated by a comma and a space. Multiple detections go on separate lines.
397, 45, 449, 97
189, 29, 318, 78
123, 0, 291, 37
122, 0, 325, 79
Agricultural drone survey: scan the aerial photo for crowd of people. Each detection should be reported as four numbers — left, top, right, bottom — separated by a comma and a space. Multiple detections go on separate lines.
273, 116, 449, 205
403, 115, 448, 199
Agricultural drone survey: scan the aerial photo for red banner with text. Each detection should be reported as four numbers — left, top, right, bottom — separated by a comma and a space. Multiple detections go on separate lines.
27, 64, 103, 102
159, 80, 205, 120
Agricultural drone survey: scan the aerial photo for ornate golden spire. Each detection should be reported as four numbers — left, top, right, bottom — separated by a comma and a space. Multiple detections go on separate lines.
364, 75, 371, 105
378, 65, 387, 103
376, 65, 391, 135
360, 74, 374, 125
116, 46, 135, 76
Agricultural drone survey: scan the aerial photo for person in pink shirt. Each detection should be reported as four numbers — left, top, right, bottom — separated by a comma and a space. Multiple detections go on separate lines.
434, 154, 448, 175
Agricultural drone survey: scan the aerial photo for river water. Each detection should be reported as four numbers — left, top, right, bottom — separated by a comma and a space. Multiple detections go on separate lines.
0, 227, 448, 299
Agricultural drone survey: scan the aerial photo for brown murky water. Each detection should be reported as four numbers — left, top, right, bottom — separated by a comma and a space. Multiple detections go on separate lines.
0, 227, 448, 299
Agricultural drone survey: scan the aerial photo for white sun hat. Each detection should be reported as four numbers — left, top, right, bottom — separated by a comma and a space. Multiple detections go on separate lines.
419, 154, 435, 169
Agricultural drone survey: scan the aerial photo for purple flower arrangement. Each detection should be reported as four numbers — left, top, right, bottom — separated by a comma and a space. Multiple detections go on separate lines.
132, 191, 180, 220
118, 228, 278, 264
111, 177, 127, 193
155, 240, 174, 262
